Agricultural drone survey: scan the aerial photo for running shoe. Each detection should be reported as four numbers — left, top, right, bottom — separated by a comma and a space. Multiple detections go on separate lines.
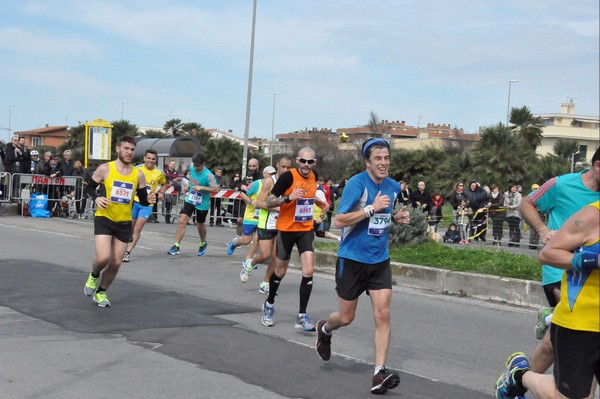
258, 281, 270, 295
535, 307, 552, 340
494, 352, 530, 399
371, 367, 400, 394
239, 259, 253, 283
93, 291, 111, 308
227, 238, 237, 256
261, 301, 275, 327
197, 242, 208, 256
122, 251, 130, 262
295, 313, 316, 331
315, 319, 332, 361
84, 273, 98, 296
167, 244, 180, 255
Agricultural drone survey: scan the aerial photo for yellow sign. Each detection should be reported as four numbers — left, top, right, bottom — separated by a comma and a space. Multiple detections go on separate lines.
84, 119, 113, 167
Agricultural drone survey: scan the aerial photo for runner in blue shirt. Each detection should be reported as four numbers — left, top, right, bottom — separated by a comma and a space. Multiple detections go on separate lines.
314, 138, 410, 394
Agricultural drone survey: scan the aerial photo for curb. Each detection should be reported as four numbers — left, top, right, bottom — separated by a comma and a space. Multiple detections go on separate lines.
289, 250, 546, 308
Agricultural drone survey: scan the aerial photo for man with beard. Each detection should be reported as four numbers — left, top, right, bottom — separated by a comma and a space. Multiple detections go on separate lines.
83, 136, 155, 308
261, 148, 328, 331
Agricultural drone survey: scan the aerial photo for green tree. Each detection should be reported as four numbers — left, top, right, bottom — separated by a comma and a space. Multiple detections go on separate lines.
471, 123, 536, 185
533, 154, 570, 183
552, 138, 580, 160
510, 106, 544, 151
164, 118, 183, 137
204, 137, 243, 173
143, 129, 170, 138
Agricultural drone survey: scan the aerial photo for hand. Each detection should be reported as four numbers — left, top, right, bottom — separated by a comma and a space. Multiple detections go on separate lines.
95, 197, 109, 209
541, 228, 556, 245
372, 191, 391, 212
394, 206, 410, 224
289, 184, 305, 201
148, 193, 157, 205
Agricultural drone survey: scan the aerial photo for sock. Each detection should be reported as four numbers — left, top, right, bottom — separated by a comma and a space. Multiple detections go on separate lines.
96, 286, 106, 293
513, 370, 528, 395
173, 242, 180, 247
199, 241, 206, 245
545, 314, 552, 326
321, 323, 331, 336
91, 272, 100, 278
267, 272, 282, 304
298, 276, 313, 314
374, 365, 384, 375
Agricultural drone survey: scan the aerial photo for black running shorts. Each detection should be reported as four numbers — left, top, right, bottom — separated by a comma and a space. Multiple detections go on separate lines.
94, 216, 133, 243
180, 202, 208, 223
276, 230, 314, 261
335, 257, 392, 301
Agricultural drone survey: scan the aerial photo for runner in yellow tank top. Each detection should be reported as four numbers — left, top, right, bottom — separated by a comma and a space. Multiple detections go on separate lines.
495, 200, 600, 399
82, 136, 156, 308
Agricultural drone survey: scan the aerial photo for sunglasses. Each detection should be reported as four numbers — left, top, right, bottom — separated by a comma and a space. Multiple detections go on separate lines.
297, 158, 316, 165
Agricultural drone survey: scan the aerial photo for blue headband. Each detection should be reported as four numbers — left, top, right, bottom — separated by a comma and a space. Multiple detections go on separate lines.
362, 138, 390, 158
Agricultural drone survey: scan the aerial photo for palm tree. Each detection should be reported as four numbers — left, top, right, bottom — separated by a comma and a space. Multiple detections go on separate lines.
509, 106, 544, 151
164, 118, 183, 137
204, 137, 243, 173
552, 138, 580, 160
471, 123, 536, 185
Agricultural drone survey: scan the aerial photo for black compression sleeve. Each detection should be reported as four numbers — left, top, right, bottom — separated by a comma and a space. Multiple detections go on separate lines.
136, 187, 150, 206
85, 176, 100, 201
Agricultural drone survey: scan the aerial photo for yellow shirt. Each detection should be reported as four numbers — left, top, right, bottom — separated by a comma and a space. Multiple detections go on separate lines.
95, 161, 139, 223
552, 201, 600, 332
134, 164, 166, 202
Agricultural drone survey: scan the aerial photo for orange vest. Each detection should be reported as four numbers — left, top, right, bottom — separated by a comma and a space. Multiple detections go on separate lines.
276, 169, 317, 232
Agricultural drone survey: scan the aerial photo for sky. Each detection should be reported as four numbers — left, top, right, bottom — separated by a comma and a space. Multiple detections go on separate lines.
1, 0, 599, 144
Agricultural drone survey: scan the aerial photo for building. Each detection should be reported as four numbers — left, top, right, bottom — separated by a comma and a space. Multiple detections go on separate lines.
535, 99, 600, 161
15, 125, 69, 149
206, 129, 260, 151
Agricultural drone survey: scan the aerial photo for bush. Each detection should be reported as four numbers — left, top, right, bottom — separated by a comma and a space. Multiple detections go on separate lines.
389, 206, 429, 246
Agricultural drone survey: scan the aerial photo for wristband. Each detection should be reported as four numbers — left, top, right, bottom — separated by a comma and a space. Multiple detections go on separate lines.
284, 195, 291, 203
571, 251, 599, 272
363, 205, 375, 218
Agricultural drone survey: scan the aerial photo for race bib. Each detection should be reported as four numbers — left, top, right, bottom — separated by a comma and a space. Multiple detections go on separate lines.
368, 212, 391, 236
253, 207, 260, 219
188, 190, 203, 206
110, 180, 134, 204
294, 198, 314, 222
266, 212, 278, 230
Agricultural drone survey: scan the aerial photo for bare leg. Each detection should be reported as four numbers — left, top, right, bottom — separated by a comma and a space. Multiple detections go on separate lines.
369, 289, 392, 366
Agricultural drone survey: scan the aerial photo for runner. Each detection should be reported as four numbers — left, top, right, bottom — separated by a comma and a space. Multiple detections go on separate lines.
167, 153, 218, 256
123, 149, 166, 262
261, 148, 328, 331
83, 136, 155, 307
494, 200, 599, 399
240, 156, 292, 294
226, 166, 268, 256
314, 138, 410, 394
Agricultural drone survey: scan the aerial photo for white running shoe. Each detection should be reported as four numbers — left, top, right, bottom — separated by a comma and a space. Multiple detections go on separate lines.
239, 259, 253, 283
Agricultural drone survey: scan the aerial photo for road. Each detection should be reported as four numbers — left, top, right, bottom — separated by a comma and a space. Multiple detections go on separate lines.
0, 216, 543, 398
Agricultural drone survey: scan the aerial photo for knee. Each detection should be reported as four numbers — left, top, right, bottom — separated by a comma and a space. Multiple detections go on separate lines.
339, 313, 355, 326
374, 306, 391, 324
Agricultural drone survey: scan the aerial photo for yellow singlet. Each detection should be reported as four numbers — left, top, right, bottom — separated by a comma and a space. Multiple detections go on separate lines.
95, 161, 139, 223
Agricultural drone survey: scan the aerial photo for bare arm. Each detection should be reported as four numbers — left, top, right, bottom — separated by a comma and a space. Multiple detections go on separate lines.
539, 206, 599, 269
520, 196, 552, 241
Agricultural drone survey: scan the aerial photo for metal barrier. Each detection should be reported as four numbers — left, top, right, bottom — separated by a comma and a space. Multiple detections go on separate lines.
12, 173, 85, 218
155, 189, 244, 225
0, 172, 11, 203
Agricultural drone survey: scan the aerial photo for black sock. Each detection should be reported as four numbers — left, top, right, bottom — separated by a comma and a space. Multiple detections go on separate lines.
513, 370, 527, 395
91, 272, 100, 278
299, 276, 313, 314
267, 273, 282, 304
96, 286, 106, 293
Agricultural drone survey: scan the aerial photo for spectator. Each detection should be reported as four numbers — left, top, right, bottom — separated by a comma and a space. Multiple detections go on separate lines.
72, 160, 89, 219
163, 160, 181, 224
29, 150, 41, 174
60, 150, 74, 176
449, 182, 466, 223
504, 182, 523, 247
464, 180, 488, 243
317, 176, 330, 228
35, 151, 51, 175
488, 183, 506, 246
4, 136, 26, 174
429, 191, 444, 233
0, 141, 5, 173
42, 154, 62, 213
227, 171, 243, 228
398, 180, 410, 208
409, 180, 431, 213
210, 166, 227, 226
314, 180, 340, 241
456, 199, 471, 244
442, 223, 461, 244
334, 178, 347, 202
324, 178, 334, 231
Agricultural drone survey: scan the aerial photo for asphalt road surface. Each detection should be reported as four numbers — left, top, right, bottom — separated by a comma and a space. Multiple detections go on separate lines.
0, 216, 544, 398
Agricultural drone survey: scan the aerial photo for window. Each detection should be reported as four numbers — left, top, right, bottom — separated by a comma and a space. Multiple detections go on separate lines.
32, 137, 42, 147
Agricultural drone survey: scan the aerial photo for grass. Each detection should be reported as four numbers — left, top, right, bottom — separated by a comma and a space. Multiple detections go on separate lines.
314, 240, 542, 281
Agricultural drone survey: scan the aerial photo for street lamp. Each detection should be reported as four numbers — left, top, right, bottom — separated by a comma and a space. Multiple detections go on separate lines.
571, 150, 580, 173
506, 80, 518, 126
270, 92, 280, 165
121, 100, 128, 120
241, 0, 257, 179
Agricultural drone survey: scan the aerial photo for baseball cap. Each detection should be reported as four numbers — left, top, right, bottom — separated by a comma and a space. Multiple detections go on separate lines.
531, 184, 539, 190
31, 150, 39, 156
263, 166, 276, 175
